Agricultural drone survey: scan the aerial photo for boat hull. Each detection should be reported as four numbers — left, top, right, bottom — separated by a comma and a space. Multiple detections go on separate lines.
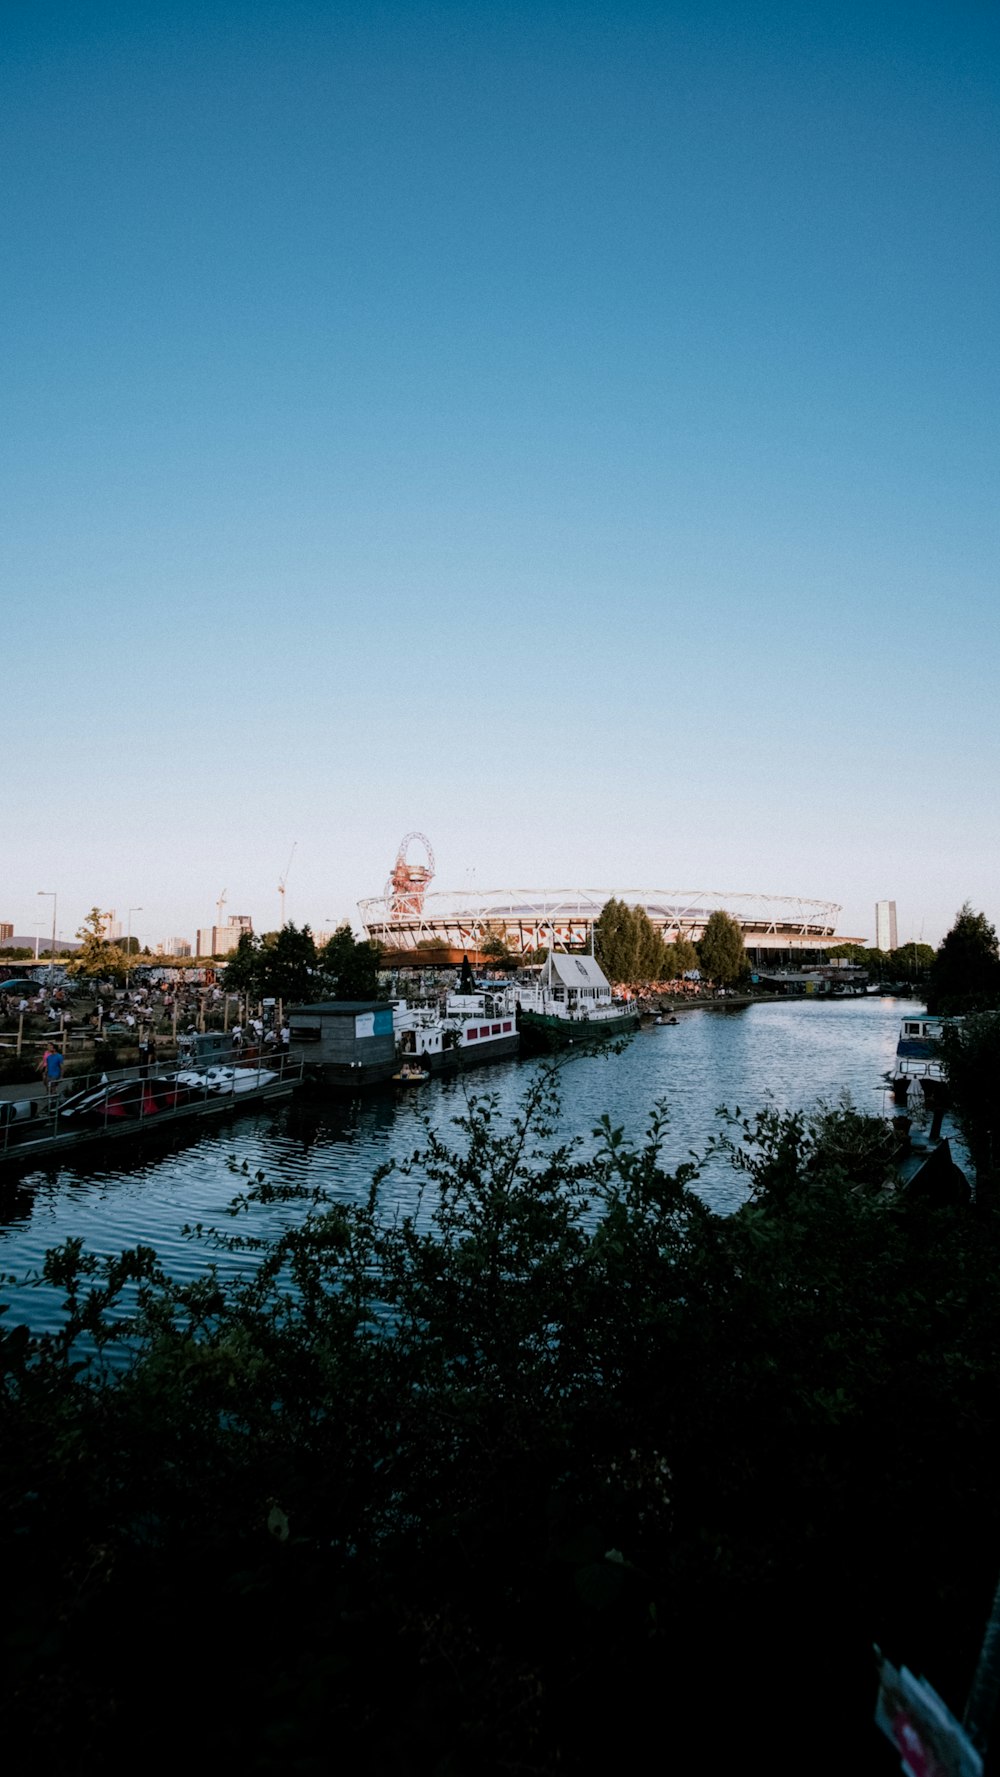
517, 1008, 639, 1054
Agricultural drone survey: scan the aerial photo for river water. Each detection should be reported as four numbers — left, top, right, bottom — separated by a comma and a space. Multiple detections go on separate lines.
0, 995, 921, 1334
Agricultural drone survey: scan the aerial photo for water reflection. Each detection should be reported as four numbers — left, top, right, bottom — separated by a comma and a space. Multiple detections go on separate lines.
0, 997, 914, 1333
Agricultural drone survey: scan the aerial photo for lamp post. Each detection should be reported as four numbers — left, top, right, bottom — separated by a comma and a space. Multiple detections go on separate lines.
37, 891, 57, 979
127, 906, 142, 987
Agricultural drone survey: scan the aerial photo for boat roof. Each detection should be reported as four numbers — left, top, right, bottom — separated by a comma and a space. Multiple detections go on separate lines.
548, 953, 611, 990
288, 999, 388, 1015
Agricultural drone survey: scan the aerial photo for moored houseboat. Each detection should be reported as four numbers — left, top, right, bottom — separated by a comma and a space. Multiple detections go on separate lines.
393, 982, 519, 1073
891, 1012, 954, 1107
514, 953, 639, 1052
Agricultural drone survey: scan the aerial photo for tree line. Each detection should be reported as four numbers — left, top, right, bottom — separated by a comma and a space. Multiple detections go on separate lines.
221, 921, 382, 1004
593, 897, 749, 986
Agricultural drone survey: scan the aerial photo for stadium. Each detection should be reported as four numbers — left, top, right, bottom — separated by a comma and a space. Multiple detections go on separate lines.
358, 837, 856, 965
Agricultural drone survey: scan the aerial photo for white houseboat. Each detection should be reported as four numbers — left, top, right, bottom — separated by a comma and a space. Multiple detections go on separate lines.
891, 1012, 953, 1106
393, 982, 519, 1074
514, 952, 639, 1052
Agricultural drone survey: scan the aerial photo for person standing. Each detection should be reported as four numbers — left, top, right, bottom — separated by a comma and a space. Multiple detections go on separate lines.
39, 1046, 65, 1103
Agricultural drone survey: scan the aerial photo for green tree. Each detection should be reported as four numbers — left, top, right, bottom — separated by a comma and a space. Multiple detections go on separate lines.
66, 908, 130, 982
222, 930, 262, 996
479, 922, 516, 968
261, 923, 319, 1003
889, 942, 935, 982
928, 903, 1000, 1013
319, 923, 382, 1000
224, 926, 321, 1004
666, 934, 699, 978
698, 910, 749, 987
594, 899, 673, 982
941, 1012, 1000, 1200
593, 897, 632, 982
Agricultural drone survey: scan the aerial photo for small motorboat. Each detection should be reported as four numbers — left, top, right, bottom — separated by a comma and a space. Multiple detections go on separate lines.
393, 1061, 429, 1084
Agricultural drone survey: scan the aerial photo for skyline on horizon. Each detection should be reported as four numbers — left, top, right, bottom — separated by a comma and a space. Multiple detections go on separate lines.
4, 3, 997, 953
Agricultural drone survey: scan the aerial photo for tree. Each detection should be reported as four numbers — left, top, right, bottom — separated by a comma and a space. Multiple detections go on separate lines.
223, 925, 319, 1004
890, 942, 935, 982
263, 923, 319, 1004
222, 930, 261, 995
667, 935, 699, 977
66, 907, 130, 982
479, 922, 516, 968
319, 923, 382, 1001
941, 1013, 1000, 1200
928, 903, 1000, 1013
594, 899, 673, 983
698, 910, 749, 987
593, 897, 633, 982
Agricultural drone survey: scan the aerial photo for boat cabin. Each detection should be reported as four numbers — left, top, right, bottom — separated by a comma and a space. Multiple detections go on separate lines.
542, 952, 614, 1012
288, 1000, 396, 1086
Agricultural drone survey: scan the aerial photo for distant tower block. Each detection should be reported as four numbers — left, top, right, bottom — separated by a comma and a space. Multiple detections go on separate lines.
875, 900, 898, 951
386, 832, 436, 919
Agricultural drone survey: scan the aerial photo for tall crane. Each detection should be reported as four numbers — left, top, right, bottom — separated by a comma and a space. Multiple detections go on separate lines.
216, 887, 228, 929
278, 844, 297, 927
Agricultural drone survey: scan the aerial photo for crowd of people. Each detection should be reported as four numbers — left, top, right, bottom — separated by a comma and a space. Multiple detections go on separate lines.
1, 969, 291, 1100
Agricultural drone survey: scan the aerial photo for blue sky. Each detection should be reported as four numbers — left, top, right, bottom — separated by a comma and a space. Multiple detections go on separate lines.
2, 1, 997, 949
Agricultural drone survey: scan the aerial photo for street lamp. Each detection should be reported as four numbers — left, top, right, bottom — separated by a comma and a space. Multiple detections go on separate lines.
37, 891, 57, 979
127, 906, 142, 987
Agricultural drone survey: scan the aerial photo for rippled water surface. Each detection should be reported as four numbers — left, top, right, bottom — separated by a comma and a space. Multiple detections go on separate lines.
0, 996, 916, 1332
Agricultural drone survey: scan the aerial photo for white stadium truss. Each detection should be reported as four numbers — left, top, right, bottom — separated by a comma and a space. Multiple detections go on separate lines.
358, 887, 844, 956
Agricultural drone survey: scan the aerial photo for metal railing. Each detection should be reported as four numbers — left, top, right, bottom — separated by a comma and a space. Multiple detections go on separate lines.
0, 1052, 304, 1157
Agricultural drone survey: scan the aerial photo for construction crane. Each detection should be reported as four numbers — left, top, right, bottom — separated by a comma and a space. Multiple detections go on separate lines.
385, 832, 435, 919
216, 887, 228, 929
278, 844, 297, 927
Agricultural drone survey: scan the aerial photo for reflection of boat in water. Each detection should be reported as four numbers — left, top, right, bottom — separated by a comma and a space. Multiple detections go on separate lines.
515, 953, 640, 1053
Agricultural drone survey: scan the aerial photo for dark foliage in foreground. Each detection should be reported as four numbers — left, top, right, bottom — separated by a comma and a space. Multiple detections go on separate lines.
2, 1074, 999, 1774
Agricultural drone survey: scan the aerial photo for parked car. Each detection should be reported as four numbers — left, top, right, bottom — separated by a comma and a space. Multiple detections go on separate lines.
0, 978, 43, 997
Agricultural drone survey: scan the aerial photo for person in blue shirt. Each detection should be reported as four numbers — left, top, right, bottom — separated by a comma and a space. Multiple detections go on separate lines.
39, 1046, 64, 1100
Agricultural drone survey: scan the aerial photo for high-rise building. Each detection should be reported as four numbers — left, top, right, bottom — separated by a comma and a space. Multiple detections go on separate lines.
875, 900, 898, 952
196, 919, 252, 957
0, 922, 13, 943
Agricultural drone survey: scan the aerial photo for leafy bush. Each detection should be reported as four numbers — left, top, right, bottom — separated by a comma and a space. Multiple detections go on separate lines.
1, 1076, 997, 1772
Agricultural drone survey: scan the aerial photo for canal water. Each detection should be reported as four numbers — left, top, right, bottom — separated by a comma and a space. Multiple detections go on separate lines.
0, 996, 920, 1335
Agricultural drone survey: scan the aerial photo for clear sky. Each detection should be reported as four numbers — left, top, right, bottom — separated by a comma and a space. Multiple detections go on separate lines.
3, 1, 997, 950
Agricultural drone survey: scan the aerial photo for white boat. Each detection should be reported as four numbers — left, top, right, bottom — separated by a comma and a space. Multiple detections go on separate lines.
176, 1065, 280, 1096
890, 1013, 954, 1106
514, 953, 640, 1052
392, 983, 519, 1072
